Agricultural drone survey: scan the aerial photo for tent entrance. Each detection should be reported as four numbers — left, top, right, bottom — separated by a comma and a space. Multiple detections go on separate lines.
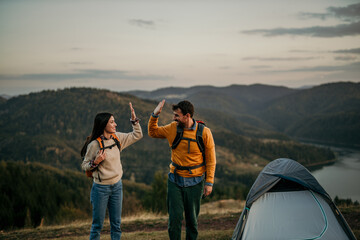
268, 178, 307, 192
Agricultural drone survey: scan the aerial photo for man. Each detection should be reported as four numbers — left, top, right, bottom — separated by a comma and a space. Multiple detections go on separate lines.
148, 100, 216, 240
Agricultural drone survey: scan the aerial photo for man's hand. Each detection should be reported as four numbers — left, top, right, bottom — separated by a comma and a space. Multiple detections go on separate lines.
153, 99, 165, 115
203, 185, 213, 198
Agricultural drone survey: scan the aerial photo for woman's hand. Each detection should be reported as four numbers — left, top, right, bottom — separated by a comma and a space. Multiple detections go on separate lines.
94, 149, 106, 165
129, 102, 140, 124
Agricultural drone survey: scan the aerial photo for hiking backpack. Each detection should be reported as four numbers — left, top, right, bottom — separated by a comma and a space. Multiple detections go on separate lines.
170, 120, 206, 175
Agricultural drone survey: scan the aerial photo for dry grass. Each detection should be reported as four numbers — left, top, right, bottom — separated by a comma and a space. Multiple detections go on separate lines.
122, 212, 167, 223
122, 229, 233, 240
2, 199, 357, 240
200, 199, 245, 215
0, 199, 241, 240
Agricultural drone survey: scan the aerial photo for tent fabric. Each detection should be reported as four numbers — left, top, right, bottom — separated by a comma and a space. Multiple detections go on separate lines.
232, 158, 356, 240
245, 158, 329, 207
242, 190, 349, 240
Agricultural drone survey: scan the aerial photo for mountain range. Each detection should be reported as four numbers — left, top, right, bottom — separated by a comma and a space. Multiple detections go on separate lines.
128, 82, 360, 147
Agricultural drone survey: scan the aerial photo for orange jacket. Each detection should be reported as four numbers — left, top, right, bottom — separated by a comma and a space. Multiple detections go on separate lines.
148, 115, 216, 184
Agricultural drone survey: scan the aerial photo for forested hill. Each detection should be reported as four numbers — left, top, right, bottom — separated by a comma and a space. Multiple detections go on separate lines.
128, 82, 360, 147
0, 96, 6, 104
257, 82, 360, 146
0, 87, 334, 183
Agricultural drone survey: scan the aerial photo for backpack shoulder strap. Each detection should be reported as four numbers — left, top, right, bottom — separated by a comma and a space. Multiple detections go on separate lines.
96, 134, 121, 151
96, 137, 105, 150
171, 125, 184, 149
196, 121, 205, 153
111, 133, 121, 150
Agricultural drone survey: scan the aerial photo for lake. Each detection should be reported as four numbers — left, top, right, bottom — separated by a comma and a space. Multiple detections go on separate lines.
311, 148, 360, 202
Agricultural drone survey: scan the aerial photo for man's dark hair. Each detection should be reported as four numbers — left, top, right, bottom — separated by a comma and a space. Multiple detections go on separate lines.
172, 100, 194, 117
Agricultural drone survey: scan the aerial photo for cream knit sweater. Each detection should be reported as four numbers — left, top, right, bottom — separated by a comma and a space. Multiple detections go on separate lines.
81, 123, 143, 185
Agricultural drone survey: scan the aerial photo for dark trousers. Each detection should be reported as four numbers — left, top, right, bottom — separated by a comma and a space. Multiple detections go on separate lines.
167, 179, 204, 240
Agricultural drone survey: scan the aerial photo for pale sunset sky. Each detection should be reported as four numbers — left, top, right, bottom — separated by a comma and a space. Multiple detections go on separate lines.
0, 0, 359, 96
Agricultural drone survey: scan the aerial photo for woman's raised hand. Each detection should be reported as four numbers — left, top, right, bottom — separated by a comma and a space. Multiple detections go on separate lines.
129, 102, 136, 120
129, 102, 140, 124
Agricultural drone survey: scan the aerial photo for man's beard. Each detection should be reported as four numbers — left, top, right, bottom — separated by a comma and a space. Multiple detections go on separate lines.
176, 120, 185, 128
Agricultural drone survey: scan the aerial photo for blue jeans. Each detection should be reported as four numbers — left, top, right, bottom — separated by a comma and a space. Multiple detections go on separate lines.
90, 180, 123, 240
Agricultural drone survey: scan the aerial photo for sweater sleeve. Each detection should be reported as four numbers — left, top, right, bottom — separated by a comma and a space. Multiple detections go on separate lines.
203, 127, 216, 184
117, 122, 143, 151
81, 140, 99, 171
148, 115, 174, 140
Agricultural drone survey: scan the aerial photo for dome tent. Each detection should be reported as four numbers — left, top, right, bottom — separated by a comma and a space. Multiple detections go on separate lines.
231, 158, 356, 240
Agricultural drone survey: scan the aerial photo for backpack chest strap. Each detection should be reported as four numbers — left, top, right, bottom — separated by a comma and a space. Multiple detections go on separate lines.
101, 142, 118, 150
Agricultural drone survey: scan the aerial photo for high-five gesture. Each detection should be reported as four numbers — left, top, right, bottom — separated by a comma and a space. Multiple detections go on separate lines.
153, 99, 165, 115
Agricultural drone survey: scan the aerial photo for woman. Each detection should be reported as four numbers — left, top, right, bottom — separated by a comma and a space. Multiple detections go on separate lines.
81, 102, 143, 240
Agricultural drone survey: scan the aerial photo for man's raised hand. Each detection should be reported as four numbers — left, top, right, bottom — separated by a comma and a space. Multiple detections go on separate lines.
153, 99, 165, 115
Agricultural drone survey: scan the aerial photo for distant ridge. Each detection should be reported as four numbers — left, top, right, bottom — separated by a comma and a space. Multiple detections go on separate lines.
0, 94, 12, 100
126, 84, 296, 105
127, 82, 360, 147
296, 85, 314, 90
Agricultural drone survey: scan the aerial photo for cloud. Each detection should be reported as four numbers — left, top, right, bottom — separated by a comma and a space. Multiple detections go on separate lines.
243, 3, 360, 38
128, 19, 155, 29
299, 12, 330, 21
333, 48, 360, 54
0, 69, 173, 82
299, 3, 360, 22
243, 57, 317, 61
255, 62, 360, 77
327, 3, 360, 21
284, 61, 360, 73
334, 56, 357, 61
242, 21, 360, 38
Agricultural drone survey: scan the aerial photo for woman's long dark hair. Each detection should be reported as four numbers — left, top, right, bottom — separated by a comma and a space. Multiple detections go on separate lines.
81, 112, 113, 158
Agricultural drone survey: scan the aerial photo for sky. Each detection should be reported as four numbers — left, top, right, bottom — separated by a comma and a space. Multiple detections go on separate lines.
0, 0, 359, 96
